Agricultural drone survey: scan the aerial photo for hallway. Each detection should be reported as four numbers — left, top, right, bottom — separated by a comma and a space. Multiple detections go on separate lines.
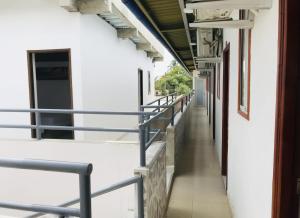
166, 107, 232, 218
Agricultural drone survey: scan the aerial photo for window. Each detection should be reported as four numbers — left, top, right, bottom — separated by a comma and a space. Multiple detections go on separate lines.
148, 71, 151, 94
238, 10, 252, 120
217, 63, 220, 99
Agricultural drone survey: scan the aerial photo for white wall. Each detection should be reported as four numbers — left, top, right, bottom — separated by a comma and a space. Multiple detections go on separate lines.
79, 15, 171, 141
214, 2, 279, 218
0, 0, 172, 141
0, 0, 83, 139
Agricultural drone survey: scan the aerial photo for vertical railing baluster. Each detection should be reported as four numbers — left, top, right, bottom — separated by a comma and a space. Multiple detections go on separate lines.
171, 106, 175, 126
79, 174, 92, 218
158, 99, 161, 112
35, 111, 42, 140
137, 177, 144, 218
181, 99, 184, 113
139, 125, 146, 167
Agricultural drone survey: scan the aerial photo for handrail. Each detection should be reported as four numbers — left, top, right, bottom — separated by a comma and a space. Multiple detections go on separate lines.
0, 108, 156, 116
146, 92, 177, 106
29, 176, 144, 218
0, 91, 195, 168
138, 91, 195, 166
0, 158, 93, 218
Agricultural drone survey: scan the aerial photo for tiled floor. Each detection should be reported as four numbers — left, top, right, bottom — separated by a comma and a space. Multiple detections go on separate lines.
166, 107, 232, 218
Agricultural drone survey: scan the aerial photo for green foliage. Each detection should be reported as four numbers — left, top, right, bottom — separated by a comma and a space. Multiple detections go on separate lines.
155, 61, 192, 95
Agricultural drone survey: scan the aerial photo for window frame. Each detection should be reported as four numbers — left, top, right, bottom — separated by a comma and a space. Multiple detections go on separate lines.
237, 10, 252, 120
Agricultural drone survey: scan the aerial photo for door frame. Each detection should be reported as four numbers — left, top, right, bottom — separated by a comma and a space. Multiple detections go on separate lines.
272, 0, 300, 217
213, 67, 216, 140
222, 43, 230, 177
27, 48, 74, 138
138, 68, 144, 108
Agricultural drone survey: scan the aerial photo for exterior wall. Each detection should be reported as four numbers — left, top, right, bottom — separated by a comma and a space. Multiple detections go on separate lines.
214, 2, 279, 218
0, 0, 82, 139
0, 0, 172, 141
79, 14, 167, 140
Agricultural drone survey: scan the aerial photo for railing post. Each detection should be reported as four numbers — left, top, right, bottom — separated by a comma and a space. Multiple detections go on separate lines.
158, 99, 161, 112
181, 99, 184, 113
139, 125, 146, 167
171, 106, 175, 126
139, 107, 144, 124
166, 96, 169, 105
137, 177, 144, 218
79, 174, 92, 218
146, 115, 150, 143
35, 111, 42, 140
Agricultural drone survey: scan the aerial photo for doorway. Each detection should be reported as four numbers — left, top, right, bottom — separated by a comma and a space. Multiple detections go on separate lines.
213, 67, 216, 140
138, 69, 144, 108
28, 49, 74, 139
222, 44, 230, 178
195, 78, 205, 107
272, 0, 300, 217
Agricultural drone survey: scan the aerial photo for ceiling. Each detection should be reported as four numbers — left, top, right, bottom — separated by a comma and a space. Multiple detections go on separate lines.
126, 0, 273, 74
130, 0, 197, 72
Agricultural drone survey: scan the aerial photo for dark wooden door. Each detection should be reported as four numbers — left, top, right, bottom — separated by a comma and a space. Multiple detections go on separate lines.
272, 0, 300, 217
222, 44, 230, 177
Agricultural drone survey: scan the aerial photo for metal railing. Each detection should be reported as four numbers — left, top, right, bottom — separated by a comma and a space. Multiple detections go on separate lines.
0, 158, 93, 218
29, 176, 144, 218
0, 91, 194, 168
144, 92, 177, 113
0, 91, 195, 217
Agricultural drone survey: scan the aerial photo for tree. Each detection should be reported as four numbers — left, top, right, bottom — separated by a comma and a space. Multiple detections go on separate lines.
155, 61, 192, 95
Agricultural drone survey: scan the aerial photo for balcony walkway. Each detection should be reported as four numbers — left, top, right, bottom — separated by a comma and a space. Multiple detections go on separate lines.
166, 107, 232, 218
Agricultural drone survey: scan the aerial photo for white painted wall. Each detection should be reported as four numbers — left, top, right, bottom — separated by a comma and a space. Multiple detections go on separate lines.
214, 1, 279, 217
79, 14, 172, 141
0, 0, 172, 141
0, 0, 83, 139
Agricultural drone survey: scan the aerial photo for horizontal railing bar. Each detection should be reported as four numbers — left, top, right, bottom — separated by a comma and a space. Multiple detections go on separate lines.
0, 109, 156, 116
0, 158, 93, 175
145, 129, 161, 150
63, 176, 142, 207
141, 105, 170, 109
0, 125, 36, 129
0, 202, 80, 217
146, 93, 176, 106
0, 125, 139, 133
142, 108, 170, 126
39, 125, 140, 133
29, 176, 142, 218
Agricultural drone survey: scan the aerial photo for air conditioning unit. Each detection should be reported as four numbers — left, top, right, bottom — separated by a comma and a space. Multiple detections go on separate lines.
196, 29, 214, 58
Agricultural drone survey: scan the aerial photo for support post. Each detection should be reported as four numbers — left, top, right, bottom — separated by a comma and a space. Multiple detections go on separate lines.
35, 111, 42, 140
158, 99, 161, 112
171, 106, 175, 126
146, 115, 150, 143
79, 174, 92, 218
139, 125, 146, 167
137, 177, 144, 218
181, 99, 184, 113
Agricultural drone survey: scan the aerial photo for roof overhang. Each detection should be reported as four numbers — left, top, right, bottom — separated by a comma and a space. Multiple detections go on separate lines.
59, 0, 165, 62
186, 0, 273, 10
